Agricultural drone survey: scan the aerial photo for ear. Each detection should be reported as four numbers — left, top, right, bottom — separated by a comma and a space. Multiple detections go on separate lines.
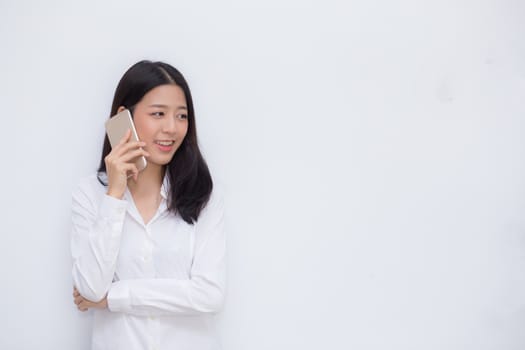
117, 106, 126, 113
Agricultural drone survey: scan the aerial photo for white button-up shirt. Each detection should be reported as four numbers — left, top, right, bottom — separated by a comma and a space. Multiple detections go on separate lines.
71, 174, 226, 350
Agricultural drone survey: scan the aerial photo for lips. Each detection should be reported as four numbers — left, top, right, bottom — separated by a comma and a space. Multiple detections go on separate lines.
154, 140, 175, 152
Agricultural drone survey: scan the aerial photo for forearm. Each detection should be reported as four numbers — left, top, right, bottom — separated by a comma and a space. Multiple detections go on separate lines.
107, 272, 226, 317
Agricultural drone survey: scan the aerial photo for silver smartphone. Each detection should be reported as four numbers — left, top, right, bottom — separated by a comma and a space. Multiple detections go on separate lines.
105, 109, 147, 172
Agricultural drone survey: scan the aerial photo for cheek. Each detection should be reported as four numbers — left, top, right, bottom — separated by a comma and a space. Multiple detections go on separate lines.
179, 126, 189, 143
134, 118, 154, 139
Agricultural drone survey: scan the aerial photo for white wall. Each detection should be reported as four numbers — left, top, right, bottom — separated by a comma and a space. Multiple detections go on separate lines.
1, 0, 524, 348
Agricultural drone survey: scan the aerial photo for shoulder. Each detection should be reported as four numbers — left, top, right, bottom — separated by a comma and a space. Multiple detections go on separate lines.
73, 173, 106, 193
72, 173, 107, 207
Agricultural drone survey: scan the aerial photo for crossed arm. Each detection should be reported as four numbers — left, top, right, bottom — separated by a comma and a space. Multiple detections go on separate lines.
70, 183, 226, 316
72, 286, 107, 311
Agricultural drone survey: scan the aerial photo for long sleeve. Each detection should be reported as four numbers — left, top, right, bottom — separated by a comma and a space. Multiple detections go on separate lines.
107, 189, 226, 317
71, 181, 128, 302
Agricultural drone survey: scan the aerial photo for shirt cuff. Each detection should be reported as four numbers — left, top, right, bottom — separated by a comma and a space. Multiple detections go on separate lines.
107, 281, 130, 312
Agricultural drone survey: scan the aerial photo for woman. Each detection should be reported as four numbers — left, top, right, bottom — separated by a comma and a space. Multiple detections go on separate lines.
71, 60, 226, 350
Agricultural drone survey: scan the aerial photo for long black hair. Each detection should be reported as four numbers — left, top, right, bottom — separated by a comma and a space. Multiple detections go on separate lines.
97, 60, 213, 224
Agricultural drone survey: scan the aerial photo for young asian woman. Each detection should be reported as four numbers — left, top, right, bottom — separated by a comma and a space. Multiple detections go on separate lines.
70, 60, 226, 350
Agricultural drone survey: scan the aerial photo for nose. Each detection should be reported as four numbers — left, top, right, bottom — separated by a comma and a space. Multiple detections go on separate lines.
162, 115, 178, 134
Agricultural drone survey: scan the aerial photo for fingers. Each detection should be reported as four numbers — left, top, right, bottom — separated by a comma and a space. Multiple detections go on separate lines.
120, 148, 150, 163
105, 140, 147, 169
74, 295, 88, 311
72, 286, 89, 312
106, 129, 144, 161
78, 300, 89, 312
111, 141, 146, 160
116, 138, 146, 154
104, 130, 148, 196
105, 148, 144, 177
123, 163, 140, 180
74, 296, 89, 312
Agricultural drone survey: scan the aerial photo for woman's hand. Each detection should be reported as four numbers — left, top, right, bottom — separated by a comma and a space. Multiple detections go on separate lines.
73, 286, 108, 312
105, 129, 150, 199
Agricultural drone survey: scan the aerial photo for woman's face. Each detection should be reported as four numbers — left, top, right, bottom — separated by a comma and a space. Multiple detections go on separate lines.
120, 84, 189, 168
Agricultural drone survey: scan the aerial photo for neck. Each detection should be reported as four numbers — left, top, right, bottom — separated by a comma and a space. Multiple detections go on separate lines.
127, 163, 165, 197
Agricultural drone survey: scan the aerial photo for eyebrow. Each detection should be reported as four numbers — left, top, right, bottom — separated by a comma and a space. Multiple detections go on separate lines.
148, 104, 187, 110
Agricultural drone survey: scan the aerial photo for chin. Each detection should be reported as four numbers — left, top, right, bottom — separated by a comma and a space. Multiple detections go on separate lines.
147, 156, 173, 167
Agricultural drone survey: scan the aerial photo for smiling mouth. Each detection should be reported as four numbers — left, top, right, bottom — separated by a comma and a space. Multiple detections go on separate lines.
154, 140, 175, 146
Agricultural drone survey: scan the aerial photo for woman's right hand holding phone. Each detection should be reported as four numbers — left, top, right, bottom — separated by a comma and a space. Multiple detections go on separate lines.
104, 129, 150, 199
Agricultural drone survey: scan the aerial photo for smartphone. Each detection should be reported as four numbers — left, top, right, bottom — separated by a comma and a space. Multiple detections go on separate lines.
105, 109, 147, 172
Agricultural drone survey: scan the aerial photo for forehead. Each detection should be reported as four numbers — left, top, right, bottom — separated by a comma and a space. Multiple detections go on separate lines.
141, 84, 186, 107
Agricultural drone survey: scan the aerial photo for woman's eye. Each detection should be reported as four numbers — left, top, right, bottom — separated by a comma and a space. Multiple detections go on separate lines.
178, 114, 188, 120
151, 112, 164, 118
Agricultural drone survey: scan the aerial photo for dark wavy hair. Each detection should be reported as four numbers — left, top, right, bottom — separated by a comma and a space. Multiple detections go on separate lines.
97, 60, 213, 224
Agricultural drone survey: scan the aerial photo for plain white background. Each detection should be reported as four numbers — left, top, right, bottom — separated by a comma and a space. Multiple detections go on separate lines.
1, 0, 524, 348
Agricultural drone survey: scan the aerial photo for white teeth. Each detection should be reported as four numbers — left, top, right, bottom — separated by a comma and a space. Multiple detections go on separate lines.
156, 141, 174, 146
